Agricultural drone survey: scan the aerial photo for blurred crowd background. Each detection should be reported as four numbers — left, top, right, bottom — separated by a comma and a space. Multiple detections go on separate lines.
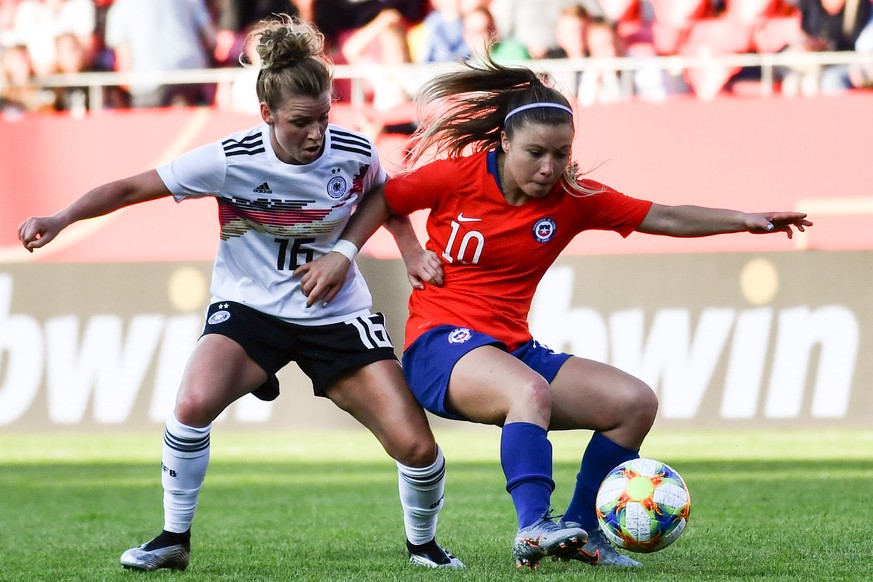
1, 0, 871, 124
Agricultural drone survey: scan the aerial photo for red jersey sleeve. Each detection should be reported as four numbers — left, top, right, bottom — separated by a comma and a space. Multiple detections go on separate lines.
570, 180, 652, 237
383, 158, 460, 215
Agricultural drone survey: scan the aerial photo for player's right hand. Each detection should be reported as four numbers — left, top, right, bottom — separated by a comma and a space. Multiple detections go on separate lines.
294, 252, 353, 307
18, 216, 62, 252
404, 248, 444, 290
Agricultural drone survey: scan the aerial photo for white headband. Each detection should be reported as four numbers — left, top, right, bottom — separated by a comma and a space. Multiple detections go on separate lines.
504, 102, 574, 123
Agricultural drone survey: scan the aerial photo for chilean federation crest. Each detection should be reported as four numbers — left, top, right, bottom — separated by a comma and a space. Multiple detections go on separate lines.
448, 328, 473, 344
533, 218, 556, 243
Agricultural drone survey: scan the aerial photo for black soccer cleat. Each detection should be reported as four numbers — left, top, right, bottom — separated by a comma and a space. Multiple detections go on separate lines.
407, 538, 465, 568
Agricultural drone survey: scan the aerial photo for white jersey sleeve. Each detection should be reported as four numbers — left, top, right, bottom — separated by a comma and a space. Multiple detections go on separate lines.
156, 142, 227, 200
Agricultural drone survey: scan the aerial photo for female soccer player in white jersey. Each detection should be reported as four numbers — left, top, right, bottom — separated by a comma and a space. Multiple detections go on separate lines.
18, 15, 461, 573
295, 56, 813, 570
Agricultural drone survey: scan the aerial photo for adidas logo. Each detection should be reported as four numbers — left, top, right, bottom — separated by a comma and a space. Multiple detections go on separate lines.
253, 182, 272, 194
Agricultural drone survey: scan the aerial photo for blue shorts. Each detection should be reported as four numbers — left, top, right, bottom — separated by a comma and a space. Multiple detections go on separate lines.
402, 325, 572, 421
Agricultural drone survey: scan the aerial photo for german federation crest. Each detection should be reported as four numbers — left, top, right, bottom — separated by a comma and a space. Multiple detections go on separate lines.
533, 218, 556, 243
327, 174, 347, 199
207, 309, 231, 325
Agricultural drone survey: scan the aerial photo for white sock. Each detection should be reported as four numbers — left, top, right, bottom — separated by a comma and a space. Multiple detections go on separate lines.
161, 414, 210, 533
397, 445, 445, 545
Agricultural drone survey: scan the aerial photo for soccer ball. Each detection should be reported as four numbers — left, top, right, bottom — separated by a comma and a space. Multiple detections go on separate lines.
595, 458, 691, 553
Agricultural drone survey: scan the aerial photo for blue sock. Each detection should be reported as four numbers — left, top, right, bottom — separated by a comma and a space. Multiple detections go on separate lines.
564, 432, 639, 532
501, 422, 555, 529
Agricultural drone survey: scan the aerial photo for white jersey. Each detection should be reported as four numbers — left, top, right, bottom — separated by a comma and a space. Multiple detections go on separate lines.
157, 123, 387, 325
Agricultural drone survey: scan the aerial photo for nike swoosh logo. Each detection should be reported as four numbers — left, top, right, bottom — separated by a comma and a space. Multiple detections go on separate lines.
457, 213, 482, 222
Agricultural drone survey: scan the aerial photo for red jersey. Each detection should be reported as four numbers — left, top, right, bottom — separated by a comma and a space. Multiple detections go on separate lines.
384, 150, 653, 351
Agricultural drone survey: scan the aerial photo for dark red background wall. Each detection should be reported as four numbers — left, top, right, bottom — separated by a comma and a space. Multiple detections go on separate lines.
2, 94, 871, 263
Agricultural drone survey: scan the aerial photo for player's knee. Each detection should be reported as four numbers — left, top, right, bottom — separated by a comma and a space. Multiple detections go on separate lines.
390, 434, 438, 467
518, 376, 553, 416
174, 392, 218, 427
631, 380, 659, 429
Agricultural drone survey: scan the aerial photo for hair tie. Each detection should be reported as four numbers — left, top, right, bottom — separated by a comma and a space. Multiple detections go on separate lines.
504, 102, 573, 123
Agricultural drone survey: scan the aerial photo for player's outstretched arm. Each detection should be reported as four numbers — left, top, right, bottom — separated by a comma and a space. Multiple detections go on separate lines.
18, 170, 172, 252
636, 203, 812, 239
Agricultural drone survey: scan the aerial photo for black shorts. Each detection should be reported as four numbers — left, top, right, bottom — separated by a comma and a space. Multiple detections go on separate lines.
201, 301, 398, 400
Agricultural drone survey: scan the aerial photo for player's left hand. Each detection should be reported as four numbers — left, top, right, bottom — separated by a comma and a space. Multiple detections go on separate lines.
403, 248, 444, 290
750, 212, 813, 239
294, 252, 352, 307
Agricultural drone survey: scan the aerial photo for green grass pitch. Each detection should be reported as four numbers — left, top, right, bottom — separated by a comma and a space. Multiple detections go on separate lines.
1, 429, 872, 581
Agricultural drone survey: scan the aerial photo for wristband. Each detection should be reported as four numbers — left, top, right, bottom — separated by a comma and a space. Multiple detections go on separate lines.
332, 239, 359, 262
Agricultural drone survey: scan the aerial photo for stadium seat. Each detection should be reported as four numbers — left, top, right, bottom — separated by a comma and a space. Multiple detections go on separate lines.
651, 21, 684, 55
678, 17, 754, 99
598, 0, 641, 23
648, 0, 710, 54
724, 0, 780, 24
648, 0, 710, 28
752, 14, 803, 54
617, 19, 655, 51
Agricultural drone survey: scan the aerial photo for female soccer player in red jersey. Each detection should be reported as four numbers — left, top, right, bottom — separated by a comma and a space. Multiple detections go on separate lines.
18, 15, 461, 573
296, 56, 812, 570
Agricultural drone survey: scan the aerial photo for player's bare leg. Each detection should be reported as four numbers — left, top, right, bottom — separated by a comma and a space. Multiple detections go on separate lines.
549, 356, 656, 567
121, 335, 266, 571
447, 346, 586, 569
326, 360, 463, 568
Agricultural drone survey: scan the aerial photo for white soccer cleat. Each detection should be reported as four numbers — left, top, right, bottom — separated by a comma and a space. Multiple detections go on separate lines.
513, 516, 587, 570
120, 532, 190, 571
555, 522, 643, 568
